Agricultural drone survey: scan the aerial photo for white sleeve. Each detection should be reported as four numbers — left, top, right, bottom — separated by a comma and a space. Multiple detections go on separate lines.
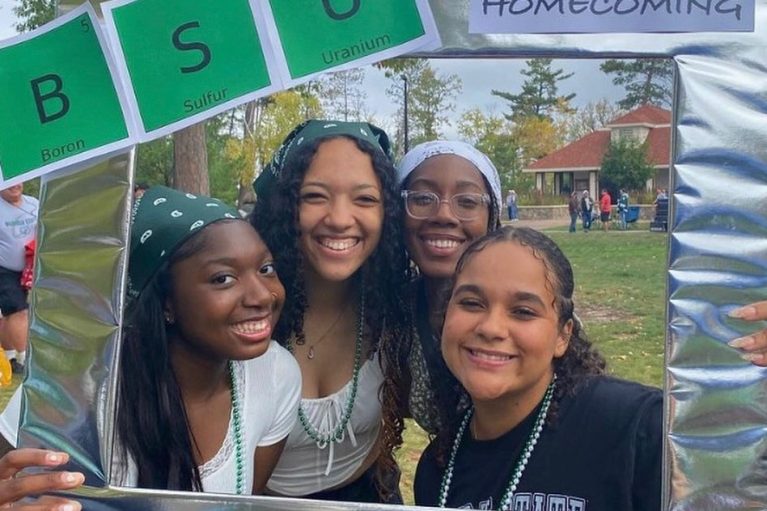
0, 388, 23, 447
257, 344, 301, 446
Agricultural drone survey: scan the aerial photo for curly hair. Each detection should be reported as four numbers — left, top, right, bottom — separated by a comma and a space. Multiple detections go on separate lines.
433, 225, 607, 464
250, 134, 412, 499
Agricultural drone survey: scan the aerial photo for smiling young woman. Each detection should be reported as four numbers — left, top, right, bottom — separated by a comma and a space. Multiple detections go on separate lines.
390, 141, 504, 435
251, 120, 411, 503
414, 227, 662, 511
0, 186, 302, 498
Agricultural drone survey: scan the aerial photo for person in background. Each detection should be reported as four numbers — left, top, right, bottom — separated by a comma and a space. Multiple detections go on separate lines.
414, 226, 661, 511
505, 190, 518, 222
617, 189, 630, 231
0, 183, 38, 374
567, 191, 579, 234
580, 191, 593, 232
600, 189, 612, 232
133, 182, 149, 199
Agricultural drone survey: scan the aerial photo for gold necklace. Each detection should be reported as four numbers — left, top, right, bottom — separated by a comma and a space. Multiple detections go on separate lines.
303, 301, 351, 360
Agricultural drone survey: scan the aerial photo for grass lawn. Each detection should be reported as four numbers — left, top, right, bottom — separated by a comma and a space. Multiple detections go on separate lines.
0, 228, 669, 505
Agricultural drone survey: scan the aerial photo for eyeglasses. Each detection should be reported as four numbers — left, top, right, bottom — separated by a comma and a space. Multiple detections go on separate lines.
401, 190, 491, 220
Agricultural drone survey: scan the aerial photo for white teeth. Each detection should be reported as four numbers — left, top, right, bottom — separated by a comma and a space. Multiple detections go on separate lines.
426, 238, 461, 249
320, 238, 358, 251
470, 349, 512, 361
233, 320, 269, 334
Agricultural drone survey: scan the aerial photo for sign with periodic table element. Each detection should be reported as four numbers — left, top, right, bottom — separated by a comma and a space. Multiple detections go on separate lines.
103, 0, 280, 140
0, 5, 131, 187
263, 0, 440, 87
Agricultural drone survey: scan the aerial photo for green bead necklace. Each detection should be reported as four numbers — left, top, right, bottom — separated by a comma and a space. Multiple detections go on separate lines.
293, 292, 365, 448
228, 361, 245, 495
438, 376, 557, 510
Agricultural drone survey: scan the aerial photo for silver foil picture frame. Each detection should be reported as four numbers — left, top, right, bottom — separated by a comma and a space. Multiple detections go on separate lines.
16, 0, 767, 509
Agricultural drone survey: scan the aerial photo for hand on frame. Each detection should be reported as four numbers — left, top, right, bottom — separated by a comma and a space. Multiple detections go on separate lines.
729, 300, 767, 367
0, 449, 83, 510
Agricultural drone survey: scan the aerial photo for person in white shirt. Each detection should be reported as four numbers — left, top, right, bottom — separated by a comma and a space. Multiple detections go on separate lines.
0, 183, 39, 372
0, 186, 301, 507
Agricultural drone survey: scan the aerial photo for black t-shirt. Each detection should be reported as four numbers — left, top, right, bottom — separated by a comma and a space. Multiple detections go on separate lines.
415, 376, 662, 511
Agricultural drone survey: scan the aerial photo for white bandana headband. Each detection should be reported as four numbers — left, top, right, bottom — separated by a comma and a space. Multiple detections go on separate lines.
396, 140, 503, 220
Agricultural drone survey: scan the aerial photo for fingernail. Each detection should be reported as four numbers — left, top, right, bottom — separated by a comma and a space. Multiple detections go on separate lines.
61, 472, 81, 483
729, 306, 757, 320
58, 504, 77, 511
741, 352, 764, 363
728, 336, 754, 349
46, 452, 64, 463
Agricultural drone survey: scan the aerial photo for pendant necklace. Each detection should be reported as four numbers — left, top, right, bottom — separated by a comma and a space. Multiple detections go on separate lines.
438, 375, 557, 510
304, 300, 350, 360
291, 291, 365, 448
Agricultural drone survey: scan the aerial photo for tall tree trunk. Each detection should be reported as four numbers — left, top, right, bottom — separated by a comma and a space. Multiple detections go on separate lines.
172, 122, 209, 195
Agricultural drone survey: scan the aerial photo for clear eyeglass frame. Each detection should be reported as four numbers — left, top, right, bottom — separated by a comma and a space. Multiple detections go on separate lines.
401, 190, 491, 221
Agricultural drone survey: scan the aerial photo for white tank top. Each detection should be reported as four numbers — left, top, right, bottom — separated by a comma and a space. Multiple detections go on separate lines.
266, 351, 384, 496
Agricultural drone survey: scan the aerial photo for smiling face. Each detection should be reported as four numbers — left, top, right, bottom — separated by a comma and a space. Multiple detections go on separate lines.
166, 221, 285, 362
403, 155, 490, 280
441, 241, 571, 409
298, 137, 384, 283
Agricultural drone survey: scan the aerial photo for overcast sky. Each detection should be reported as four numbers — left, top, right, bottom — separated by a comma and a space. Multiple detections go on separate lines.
0, 0, 625, 138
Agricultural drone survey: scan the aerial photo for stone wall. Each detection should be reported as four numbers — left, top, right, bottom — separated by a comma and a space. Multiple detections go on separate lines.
516, 204, 657, 221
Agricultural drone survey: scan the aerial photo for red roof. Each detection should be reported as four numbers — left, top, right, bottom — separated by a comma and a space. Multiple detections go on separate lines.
608, 104, 671, 126
527, 130, 610, 170
526, 105, 671, 172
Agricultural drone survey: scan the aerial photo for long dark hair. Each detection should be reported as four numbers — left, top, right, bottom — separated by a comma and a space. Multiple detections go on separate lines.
434, 226, 607, 463
251, 135, 412, 498
116, 221, 237, 491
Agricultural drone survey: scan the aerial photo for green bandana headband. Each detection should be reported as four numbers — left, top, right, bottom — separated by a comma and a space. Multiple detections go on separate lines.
253, 119, 393, 197
128, 185, 240, 299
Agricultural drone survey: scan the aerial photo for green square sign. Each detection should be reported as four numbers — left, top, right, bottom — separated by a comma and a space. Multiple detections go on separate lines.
106, 0, 273, 135
269, 0, 426, 79
0, 10, 129, 181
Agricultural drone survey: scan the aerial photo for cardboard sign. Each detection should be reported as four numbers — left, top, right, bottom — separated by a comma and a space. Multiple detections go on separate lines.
0, 4, 132, 188
103, 0, 281, 140
469, 0, 754, 33
262, 0, 441, 87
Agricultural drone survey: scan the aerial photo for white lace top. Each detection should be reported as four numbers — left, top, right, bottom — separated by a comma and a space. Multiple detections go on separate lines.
266, 351, 384, 496
0, 341, 302, 495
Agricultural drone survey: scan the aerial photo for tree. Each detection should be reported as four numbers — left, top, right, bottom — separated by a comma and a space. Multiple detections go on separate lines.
492, 59, 575, 123
317, 69, 369, 122
458, 109, 520, 192
600, 59, 673, 110
384, 59, 462, 157
221, 90, 323, 206
600, 137, 655, 192
172, 124, 209, 194
561, 99, 625, 143
12, 0, 54, 32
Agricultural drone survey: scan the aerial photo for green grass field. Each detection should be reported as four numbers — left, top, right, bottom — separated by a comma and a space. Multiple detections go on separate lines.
0, 229, 669, 504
